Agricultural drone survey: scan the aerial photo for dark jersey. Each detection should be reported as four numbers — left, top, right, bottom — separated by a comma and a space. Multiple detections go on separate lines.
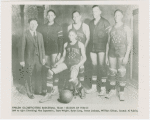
41, 22, 63, 55
89, 17, 110, 51
72, 23, 86, 44
65, 41, 81, 66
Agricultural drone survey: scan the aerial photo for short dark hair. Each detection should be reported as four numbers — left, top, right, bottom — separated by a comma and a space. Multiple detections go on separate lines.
68, 29, 77, 35
114, 9, 123, 15
92, 5, 101, 11
47, 9, 56, 16
28, 18, 38, 23
72, 10, 81, 16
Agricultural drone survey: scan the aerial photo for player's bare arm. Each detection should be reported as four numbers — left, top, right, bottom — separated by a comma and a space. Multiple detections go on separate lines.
105, 32, 111, 65
77, 41, 87, 67
54, 43, 67, 66
83, 24, 90, 48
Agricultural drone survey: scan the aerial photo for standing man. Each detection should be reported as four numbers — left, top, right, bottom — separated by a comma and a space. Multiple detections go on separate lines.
41, 10, 63, 96
68, 11, 90, 81
106, 9, 132, 101
86, 5, 110, 95
68, 11, 90, 49
20, 18, 45, 99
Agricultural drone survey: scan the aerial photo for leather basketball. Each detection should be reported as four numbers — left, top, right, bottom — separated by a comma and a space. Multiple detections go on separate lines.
59, 90, 73, 103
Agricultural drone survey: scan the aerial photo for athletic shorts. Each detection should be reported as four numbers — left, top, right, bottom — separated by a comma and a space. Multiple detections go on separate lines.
91, 43, 106, 53
108, 45, 126, 58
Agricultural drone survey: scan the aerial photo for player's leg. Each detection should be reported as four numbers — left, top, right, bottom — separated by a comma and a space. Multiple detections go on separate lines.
97, 52, 107, 96
117, 57, 127, 101
45, 55, 51, 68
48, 54, 59, 95
39, 63, 68, 103
105, 56, 117, 99
69, 66, 86, 99
85, 52, 97, 93
90, 52, 98, 81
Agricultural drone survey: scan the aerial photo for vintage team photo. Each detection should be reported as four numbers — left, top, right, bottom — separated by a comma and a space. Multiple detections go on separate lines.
12, 4, 139, 110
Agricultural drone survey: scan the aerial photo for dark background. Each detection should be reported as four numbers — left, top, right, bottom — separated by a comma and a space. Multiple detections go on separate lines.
12, 5, 139, 89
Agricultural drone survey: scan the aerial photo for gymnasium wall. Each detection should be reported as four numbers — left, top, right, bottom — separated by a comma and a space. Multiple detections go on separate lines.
12, 5, 139, 81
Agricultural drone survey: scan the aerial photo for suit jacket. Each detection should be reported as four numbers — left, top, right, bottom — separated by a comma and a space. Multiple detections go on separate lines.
20, 30, 45, 65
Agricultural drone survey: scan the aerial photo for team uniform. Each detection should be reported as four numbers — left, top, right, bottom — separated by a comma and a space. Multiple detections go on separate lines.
42, 22, 63, 56
89, 17, 110, 53
71, 23, 86, 45
52, 41, 81, 74
107, 24, 130, 100
109, 24, 127, 58
69, 23, 87, 81
40, 22, 63, 93
89, 17, 110, 87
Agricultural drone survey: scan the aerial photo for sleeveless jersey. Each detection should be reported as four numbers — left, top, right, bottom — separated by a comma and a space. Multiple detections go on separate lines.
65, 41, 81, 66
72, 23, 86, 45
110, 24, 127, 49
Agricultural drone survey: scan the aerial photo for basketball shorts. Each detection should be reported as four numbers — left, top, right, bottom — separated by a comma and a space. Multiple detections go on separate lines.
108, 45, 126, 58
91, 43, 106, 53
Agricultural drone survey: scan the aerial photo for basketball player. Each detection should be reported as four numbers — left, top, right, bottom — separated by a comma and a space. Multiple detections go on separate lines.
68, 11, 90, 81
68, 11, 90, 48
86, 5, 110, 94
41, 10, 63, 95
105, 9, 132, 101
39, 29, 86, 103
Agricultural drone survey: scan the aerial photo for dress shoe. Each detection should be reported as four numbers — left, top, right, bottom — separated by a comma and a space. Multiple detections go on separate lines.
40, 92, 47, 96
27, 93, 35, 99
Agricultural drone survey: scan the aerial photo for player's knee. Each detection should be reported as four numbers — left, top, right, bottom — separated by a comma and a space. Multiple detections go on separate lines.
108, 68, 117, 76
79, 65, 84, 73
108, 67, 117, 81
110, 81, 116, 85
119, 81, 126, 86
47, 81, 53, 87
118, 67, 126, 77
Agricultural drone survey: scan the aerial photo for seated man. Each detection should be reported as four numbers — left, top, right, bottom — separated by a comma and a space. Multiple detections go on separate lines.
39, 29, 87, 103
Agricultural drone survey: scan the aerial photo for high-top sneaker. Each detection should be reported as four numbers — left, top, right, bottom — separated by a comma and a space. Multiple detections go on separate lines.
119, 92, 125, 101
78, 86, 86, 99
105, 89, 116, 99
85, 84, 97, 94
99, 87, 106, 96
51, 86, 59, 96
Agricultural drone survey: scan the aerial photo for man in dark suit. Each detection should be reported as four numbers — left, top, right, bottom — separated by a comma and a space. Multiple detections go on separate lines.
20, 18, 45, 99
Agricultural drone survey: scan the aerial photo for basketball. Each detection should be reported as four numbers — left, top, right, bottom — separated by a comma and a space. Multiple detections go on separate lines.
59, 90, 74, 103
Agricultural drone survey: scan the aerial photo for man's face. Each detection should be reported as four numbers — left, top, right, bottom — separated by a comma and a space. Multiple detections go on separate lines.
29, 20, 38, 31
92, 7, 101, 19
69, 31, 77, 42
47, 11, 56, 22
114, 11, 123, 23
73, 12, 81, 24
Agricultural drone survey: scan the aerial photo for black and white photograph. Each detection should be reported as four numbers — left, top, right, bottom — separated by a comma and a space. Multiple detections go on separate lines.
1, 0, 149, 118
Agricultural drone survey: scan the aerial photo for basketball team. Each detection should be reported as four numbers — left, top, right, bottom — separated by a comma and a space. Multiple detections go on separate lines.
20, 5, 132, 103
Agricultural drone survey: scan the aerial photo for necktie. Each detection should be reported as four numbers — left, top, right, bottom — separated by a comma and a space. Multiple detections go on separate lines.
33, 32, 36, 41
33, 32, 39, 55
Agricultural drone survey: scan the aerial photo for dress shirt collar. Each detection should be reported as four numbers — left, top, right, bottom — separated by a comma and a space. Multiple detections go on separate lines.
30, 30, 37, 36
